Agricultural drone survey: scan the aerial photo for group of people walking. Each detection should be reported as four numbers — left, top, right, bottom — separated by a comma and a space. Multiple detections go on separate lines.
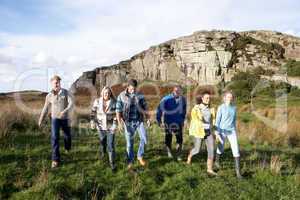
39, 76, 242, 178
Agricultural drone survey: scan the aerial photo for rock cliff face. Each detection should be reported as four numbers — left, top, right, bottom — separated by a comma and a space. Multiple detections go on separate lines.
71, 30, 300, 92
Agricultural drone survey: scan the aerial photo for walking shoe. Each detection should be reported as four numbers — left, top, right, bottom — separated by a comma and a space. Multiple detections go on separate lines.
51, 161, 59, 168
127, 163, 133, 171
166, 147, 173, 158
137, 157, 147, 166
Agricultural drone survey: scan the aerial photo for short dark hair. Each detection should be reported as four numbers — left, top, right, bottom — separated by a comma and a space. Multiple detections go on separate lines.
195, 95, 202, 104
128, 79, 138, 87
201, 91, 210, 96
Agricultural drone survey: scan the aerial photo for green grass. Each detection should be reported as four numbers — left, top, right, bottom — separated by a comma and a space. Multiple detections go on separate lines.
0, 126, 300, 200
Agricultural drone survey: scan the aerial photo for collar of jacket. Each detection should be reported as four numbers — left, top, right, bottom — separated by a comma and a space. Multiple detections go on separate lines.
51, 88, 63, 95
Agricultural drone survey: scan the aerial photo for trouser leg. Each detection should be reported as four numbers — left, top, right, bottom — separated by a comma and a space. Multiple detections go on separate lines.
137, 122, 147, 159
51, 119, 61, 162
61, 119, 71, 151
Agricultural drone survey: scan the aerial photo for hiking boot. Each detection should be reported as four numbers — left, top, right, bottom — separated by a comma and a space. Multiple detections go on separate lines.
235, 157, 243, 179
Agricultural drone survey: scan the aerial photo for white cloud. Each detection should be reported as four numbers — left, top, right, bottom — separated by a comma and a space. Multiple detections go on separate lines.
0, 0, 299, 92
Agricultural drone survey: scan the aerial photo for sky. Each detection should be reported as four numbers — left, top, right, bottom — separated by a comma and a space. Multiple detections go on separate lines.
0, 0, 300, 93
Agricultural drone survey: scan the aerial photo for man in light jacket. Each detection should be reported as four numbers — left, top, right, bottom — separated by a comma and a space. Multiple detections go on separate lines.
38, 75, 73, 168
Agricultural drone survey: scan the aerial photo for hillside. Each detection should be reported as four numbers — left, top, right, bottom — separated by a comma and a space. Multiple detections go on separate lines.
71, 30, 300, 93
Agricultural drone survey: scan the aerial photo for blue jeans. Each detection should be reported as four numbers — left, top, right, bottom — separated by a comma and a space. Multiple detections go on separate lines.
51, 118, 72, 162
99, 130, 115, 156
124, 121, 147, 164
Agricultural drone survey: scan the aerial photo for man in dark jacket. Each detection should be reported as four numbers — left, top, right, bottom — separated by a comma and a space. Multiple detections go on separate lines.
156, 85, 187, 161
116, 79, 150, 170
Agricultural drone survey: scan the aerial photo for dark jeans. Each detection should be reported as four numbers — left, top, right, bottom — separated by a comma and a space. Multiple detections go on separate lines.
164, 123, 183, 150
99, 130, 115, 156
51, 118, 72, 162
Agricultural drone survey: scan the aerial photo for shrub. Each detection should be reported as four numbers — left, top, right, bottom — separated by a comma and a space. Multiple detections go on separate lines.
0, 107, 50, 139
290, 86, 300, 97
224, 70, 259, 102
282, 59, 300, 77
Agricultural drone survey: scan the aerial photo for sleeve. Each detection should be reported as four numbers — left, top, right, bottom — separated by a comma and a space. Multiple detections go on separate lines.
116, 94, 123, 113
195, 106, 203, 121
215, 105, 222, 132
39, 94, 50, 124
140, 94, 148, 112
233, 107, 237, 129
62, 90, 74, 114
181, 97, 187, 120
211, 107, 216, 126
90, 99, 98, 122
156, 97, 166, 125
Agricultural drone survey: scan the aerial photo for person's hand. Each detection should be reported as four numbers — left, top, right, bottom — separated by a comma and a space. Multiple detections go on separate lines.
215, 131, 222, 142
158, 122, 165, 129
90, 121, 96, 130
118, 120, 125, 132
58, 112, 65, 118
38, 120, 42, 128
146, 119, 151, 128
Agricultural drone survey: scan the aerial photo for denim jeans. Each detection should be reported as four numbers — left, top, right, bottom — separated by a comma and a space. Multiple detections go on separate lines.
99, 129, 115, 157
124, 121, 147, 164
51, 118, 72, 162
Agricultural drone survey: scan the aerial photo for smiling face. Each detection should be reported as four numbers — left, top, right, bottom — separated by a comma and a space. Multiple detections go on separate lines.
127, 85, 136, 94
51, 79, 61, 92
102, 88, 111, 101
173, 86, 182, 97
202, 94, 210, 105
224, 92, 233, 105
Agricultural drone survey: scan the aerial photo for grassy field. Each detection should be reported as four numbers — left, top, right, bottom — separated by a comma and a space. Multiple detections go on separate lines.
0, 125, 300, 200
1, 85, 300, 199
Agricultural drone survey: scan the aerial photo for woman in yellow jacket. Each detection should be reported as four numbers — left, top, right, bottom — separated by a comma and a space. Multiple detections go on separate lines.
186, 92, 217, 175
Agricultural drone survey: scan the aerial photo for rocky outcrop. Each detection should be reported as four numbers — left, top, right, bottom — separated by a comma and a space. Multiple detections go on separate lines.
71, 30, 300, 93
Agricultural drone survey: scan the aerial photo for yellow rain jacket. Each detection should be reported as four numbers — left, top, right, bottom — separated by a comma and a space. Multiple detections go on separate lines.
189, 104, 216, 138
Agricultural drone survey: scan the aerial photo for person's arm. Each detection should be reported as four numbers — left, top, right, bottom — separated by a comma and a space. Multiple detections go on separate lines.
61, 90, 74, 115
116, 95, 125, 129
233, 106, 237, 129
156, 97, 166, 125
181, 97, 187, 121
215, 105, 222, 133
38, 94, 50, 126
211, 107, 216, 127
140, 95, 150, 120
90, 99, 98, 129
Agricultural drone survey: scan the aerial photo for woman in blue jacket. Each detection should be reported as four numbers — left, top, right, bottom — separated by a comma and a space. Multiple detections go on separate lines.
215, 91, 242, 178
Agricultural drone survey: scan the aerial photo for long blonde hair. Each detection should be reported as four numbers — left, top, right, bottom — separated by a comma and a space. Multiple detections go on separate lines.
100, 86, 115, 101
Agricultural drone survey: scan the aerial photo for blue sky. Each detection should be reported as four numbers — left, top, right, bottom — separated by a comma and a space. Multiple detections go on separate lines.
0, 0, 300, 92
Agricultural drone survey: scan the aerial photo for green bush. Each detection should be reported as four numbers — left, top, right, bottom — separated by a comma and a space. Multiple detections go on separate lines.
256, 81, 292, 97
290, 86, 300, 97
282, 60, 300, 77
225, 70, 259, 102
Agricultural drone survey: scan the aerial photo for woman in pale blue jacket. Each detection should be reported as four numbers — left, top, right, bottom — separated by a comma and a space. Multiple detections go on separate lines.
215, 91, 242, 178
